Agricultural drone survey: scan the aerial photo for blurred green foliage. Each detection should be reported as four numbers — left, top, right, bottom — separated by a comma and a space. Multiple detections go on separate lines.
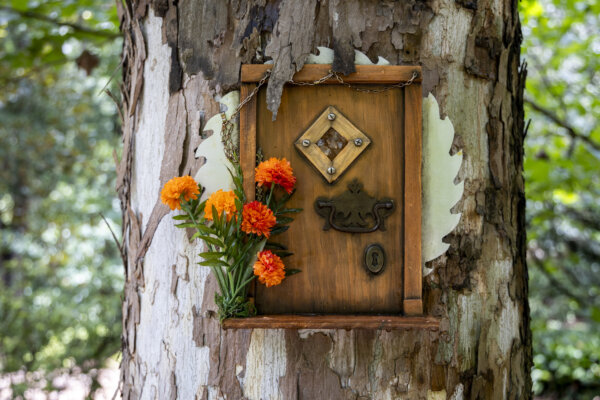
1, 0, 599, 398
0, 0, 123, 384
521, 0, 600, 397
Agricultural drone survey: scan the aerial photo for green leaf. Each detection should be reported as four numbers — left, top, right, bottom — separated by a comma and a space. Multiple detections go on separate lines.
274, 251, 294, 258
270, 225, 290, 235
276, 208, 303, 214
199, 251, 226, 259
265, 241, 288, 250
285, 269, 301, 276
211, 205, 222, 233
175, 222, 197, 228
196, 200, 207, 217
276, 216, 294, 225
190, 232, 202, 241
199, 259, 230, 268
193, 223, 215, 235
197, 235, 225, 247
234, 198, 243, 213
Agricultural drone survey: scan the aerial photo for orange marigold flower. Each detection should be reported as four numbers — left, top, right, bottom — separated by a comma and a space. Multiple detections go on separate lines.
204, 190, 238, 222
241, 201, 276, 238
255, 157, 296, 194
253, 250, 285, 287
160, 175, 200, 210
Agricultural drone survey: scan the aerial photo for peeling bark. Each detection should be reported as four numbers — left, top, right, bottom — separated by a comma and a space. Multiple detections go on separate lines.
118, 0, 530, 399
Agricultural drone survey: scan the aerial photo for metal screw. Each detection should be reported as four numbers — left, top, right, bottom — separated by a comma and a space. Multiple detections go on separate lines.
327, 166, 336, 175
327, 113, 336, 121
302, 139, 311, 147
354, 138, 363, 146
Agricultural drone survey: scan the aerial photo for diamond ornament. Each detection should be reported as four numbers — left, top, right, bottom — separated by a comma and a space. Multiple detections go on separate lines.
295, 106, 371, 183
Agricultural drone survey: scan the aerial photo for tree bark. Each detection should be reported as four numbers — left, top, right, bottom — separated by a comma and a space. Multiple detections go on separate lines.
116, 0, 530, 399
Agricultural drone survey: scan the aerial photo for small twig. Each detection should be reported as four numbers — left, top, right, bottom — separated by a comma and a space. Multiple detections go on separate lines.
0, 6, 121, 39
523, 118, 531, 138
0, 59, 66, 84
529, 256, 588, 305
98, 57, 126, 96
100, 213, 124, 258
525, 97, 600, 152
104, 89, 125, 123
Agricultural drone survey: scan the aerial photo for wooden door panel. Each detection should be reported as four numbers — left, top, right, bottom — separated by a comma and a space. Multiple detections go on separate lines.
254, 85, 405, 314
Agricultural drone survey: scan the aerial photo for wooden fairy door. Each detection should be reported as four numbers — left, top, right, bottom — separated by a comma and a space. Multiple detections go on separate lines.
240, 65, 422, 316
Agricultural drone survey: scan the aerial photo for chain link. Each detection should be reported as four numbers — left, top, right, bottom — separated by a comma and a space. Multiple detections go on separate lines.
288, 71, 336, 86
233, 69, 271, 116
330, 70, 419, 93
220, 68, 419, 161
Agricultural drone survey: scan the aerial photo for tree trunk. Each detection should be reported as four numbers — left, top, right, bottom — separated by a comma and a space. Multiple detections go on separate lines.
116, 0, 530, 399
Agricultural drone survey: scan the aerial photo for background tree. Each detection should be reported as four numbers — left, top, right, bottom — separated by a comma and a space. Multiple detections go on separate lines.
522, 0, 600, 397
117, 0, 529, 398
0, 0, 122, 396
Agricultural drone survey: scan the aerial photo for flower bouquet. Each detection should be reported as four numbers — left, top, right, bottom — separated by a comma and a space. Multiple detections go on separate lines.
160, 158, 301, 321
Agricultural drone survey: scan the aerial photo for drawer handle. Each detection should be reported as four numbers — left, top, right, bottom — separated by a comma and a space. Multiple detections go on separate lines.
314, 178, 395, 234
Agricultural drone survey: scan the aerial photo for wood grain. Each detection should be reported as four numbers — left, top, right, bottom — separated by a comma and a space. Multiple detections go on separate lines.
240, 84, 258, 299
254, 84, 405, 314
222, 315, 439, 330
403, 83, 423, 315
239, 84, 257, 202
241, 64, 422, 84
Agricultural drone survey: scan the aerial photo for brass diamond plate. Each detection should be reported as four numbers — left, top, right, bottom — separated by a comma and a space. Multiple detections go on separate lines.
295, 106, 371, 183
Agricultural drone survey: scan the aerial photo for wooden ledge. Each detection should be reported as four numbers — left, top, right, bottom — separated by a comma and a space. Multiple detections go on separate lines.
241, 64, 422, 84
222, 315, 440, 330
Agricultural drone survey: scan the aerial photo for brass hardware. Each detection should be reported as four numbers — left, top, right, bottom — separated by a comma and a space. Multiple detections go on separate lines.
295, 106, 371, 184
315, 179, 394, 233
364, 244, 385, 274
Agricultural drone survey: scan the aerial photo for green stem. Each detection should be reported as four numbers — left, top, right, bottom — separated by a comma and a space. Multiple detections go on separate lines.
232, 275, 254, 299
266, 185, 275, 208
231, 249, 244, 294
207, 244, 228, 294
182, 201, 234, 298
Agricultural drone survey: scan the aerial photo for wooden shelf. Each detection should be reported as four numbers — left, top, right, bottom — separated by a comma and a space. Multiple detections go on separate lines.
222, 315, 440, 330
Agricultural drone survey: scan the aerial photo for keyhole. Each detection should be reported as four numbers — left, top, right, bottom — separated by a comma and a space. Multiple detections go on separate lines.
364, 244, 385, 275
371, 253, 379, 267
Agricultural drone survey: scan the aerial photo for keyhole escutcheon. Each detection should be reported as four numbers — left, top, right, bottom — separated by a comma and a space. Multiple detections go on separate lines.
364, 244, 385, 275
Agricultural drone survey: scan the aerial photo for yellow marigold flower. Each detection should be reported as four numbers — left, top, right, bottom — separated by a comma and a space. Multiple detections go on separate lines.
255, 157, 296, 194
253, 250, 285, 287
160, 176, 200, 210
204, 190, 238, 222
241, 201, 276, 238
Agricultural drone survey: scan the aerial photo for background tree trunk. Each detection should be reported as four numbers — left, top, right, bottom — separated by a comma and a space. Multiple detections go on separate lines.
116, 0, 530, 398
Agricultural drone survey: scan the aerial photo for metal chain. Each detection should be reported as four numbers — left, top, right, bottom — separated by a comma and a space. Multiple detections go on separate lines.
220, 70, 271, 161
288, 69, 419, 93
233, 70, 271, 116
287, 71, 336, 86
330, 70, 419, 93
220, 68, 419, 161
